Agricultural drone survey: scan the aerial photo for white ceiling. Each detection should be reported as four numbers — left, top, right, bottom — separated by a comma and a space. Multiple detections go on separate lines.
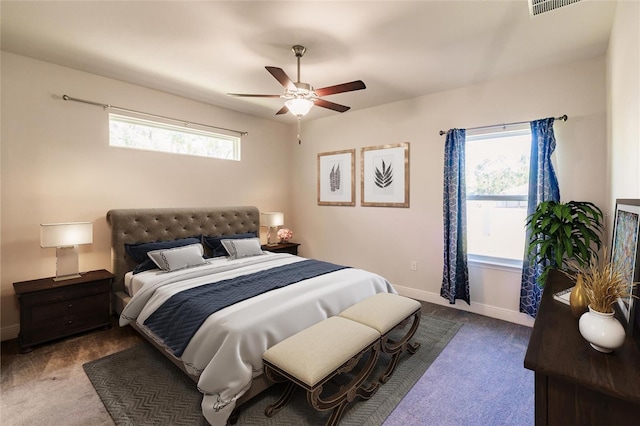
1, 0, 617, 123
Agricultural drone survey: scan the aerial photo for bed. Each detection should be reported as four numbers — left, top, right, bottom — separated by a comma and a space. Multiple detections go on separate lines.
106, 206, 396, 425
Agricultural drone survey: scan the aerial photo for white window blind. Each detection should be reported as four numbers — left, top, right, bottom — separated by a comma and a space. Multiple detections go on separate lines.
109, 113, 241, 161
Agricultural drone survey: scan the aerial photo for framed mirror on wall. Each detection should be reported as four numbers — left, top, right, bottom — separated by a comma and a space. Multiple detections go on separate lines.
611, 199, 640, 335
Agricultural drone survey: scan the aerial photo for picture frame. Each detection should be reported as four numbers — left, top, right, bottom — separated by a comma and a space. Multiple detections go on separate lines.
361, 142, 410, 207
317, 149, 355, 206
611, 199, 640, 335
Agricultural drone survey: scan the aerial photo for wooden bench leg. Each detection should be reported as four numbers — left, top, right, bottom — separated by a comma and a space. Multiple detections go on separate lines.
379, 310, 421, 383
326, 400, 349, 426
264, 381, 297, 417
307, 341, 381, 426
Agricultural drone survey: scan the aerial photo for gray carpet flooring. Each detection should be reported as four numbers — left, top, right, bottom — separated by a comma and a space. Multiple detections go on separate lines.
83, 314, 461, 425
1, 301, 534, 425
383, 312, 534, 426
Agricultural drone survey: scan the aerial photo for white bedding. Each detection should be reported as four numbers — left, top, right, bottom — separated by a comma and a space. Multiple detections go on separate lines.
119, 252, 396, 425
123, 271, 136, 296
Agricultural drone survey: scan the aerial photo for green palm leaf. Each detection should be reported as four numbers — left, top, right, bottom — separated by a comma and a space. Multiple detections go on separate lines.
526, 200, 603, 286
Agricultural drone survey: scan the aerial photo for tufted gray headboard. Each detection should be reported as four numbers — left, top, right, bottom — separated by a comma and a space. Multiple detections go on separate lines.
106, 206, 260, 297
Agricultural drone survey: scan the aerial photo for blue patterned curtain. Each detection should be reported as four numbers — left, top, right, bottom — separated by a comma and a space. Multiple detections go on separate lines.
441, 129, 470, 305
520, 118, 561, 317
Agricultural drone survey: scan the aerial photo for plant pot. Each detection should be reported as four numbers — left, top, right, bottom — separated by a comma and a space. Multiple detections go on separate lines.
578, 306, 625, 353
569, 274, 589, 318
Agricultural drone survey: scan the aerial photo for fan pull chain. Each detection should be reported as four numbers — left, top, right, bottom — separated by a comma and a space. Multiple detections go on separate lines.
297, 118, 302, 144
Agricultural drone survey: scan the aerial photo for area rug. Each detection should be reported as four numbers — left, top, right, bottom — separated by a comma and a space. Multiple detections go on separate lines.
83, 315, 461, 425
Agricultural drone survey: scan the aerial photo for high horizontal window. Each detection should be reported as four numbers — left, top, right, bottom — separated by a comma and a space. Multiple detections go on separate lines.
109, 113, 241, 161
465, 125, 531, 265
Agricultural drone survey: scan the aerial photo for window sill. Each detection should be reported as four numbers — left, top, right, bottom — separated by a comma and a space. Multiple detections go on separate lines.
468, 254, 523, 273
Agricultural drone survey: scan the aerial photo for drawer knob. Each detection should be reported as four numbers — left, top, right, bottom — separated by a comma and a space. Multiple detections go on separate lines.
67, 320, 73, 325
67, 304, 73, 309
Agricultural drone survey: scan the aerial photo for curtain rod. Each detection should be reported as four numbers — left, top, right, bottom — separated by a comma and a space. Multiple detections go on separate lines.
438, 114, 567, 136
62, 94, 248, 136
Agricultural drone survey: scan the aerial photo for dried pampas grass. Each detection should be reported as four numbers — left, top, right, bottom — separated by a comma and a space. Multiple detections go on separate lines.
569, 255, 634, 314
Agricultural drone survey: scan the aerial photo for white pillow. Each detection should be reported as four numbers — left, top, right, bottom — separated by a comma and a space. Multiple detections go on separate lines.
221, 238, 263, 259
147, 243, 206, 272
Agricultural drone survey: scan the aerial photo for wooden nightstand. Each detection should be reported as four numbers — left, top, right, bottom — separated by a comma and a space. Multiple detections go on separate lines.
261, 242, 300, 255
13, 269, 113, 353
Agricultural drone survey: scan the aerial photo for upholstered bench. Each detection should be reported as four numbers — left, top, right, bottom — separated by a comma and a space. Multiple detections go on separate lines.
262, 316, 382, 426
339, 293, 421, 383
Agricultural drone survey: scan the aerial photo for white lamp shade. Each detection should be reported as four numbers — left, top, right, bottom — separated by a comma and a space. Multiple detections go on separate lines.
285, 98, 314, 117
40, 222, 93, 248
261, 212, 284, 227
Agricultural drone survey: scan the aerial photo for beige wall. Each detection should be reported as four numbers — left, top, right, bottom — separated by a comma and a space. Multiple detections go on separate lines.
291, 56, 608, 326
0, 52, 294, 338
1, 35, 624, 337
607, 0, 640, 214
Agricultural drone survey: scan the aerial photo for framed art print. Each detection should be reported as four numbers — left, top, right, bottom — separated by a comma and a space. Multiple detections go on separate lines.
361, 142, 410, 207
317, 149, 355, 206
611, 199, 640, 335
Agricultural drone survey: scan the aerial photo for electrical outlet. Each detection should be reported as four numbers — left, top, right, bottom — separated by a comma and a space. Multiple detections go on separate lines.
410, 261, 417, 271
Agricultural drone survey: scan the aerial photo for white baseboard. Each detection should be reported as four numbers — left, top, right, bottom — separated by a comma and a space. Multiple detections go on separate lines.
1, 324, 20, 342
394, 284, 535, 328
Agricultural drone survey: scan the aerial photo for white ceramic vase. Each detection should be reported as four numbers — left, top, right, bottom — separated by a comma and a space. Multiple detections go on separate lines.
578, 306, 626, 353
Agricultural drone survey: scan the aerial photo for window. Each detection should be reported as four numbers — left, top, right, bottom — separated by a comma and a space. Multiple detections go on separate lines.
109, 113, 241, 161
465, 125, 531, 266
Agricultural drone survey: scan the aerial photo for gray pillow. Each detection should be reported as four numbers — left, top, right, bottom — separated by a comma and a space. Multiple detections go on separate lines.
220, 238, 263, 259
147, 243, 206, 272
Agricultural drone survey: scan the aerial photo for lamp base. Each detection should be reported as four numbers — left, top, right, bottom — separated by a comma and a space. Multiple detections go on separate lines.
266, 226, 280, 246
53, 273, 82, 282
55, 246, 80, 281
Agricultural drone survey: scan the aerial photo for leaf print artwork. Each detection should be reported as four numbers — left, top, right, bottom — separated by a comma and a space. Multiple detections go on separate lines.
362, 143, 408, 207
374, 159, 393, 188
318, 150, 354, 206
329, 164, 341, 192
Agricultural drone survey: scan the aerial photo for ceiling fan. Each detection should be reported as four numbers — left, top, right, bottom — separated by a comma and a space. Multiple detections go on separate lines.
228, 45, 366, 118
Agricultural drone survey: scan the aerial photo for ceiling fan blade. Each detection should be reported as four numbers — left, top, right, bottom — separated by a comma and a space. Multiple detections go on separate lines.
314, 80, 366, 97
275, 105, 289, 115
314, 99, 350, 113
266, 66, 296, 91
227, 93, 282, 98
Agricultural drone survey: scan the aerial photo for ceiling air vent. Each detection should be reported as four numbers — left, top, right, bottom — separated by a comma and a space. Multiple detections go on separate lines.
528, 0, 582, 16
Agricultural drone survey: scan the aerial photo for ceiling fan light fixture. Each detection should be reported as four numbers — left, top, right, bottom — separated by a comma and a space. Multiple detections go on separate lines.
285, 98, 314, 117
228, 45, 365, 119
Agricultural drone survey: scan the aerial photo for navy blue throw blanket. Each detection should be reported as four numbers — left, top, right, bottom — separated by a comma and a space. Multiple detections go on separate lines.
144, 259, 349, 357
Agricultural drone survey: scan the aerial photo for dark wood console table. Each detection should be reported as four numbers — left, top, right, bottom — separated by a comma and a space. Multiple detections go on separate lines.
524, 269, 640, 425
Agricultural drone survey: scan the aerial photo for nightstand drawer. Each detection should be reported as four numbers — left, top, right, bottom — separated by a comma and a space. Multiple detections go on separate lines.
30, 311, 108, 343
20, 280, 110, 307
26, 293, 110, 343
14, 269, 114, 352
29, 293, 108, 323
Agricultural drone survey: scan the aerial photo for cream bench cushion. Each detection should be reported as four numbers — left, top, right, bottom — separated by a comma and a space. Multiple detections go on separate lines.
339, 293, 421, 334
262, 316, 380, 388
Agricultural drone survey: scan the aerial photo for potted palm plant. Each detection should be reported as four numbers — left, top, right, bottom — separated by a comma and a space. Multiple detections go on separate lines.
526, 200, 604, 285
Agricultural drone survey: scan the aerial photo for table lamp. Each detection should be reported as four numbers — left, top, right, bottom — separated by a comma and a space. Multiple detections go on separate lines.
261, 212, 284, 246
40, 222, 93, 281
